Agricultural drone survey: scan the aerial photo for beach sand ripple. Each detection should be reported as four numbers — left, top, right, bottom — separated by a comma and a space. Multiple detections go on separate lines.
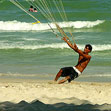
0, 100, 111, 111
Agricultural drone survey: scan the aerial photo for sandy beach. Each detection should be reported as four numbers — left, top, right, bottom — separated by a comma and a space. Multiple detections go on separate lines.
0, 78, 111, 111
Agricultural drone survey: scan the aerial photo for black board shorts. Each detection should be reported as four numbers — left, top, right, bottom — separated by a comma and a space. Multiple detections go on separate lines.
61, 67, 78, 82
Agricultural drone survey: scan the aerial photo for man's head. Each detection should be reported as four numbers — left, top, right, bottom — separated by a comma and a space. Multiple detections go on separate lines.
30, 6, 33, 8
84, 44, 92, 53
34, 8, 37, 10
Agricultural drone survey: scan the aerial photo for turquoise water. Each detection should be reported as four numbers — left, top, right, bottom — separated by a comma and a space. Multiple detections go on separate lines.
0, 0, 111, 82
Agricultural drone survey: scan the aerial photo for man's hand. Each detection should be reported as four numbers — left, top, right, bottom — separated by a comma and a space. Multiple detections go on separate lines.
62, 37, 67, 42
73, 43, 78, 51
62, 37, 74, 49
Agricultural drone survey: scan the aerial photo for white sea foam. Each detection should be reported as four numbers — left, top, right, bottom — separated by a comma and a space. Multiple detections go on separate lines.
92, 44, 111, 51
0, 42, 110, 51
0, 20, 104, 31
0, 20, 49, 31
82, 74, 111, 78
0, 43, 68, 50
58, 20, 104, 28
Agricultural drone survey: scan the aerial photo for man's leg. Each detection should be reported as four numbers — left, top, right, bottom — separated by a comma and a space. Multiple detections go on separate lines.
54, 69, 62, 81
58, 76, 70, 84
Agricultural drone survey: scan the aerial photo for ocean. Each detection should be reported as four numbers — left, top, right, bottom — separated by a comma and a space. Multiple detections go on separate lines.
0, 0, 111, 82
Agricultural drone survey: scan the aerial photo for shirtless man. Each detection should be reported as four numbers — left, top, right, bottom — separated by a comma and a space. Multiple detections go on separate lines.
54, 37, 92, 84
29, 6, 34, 12
33, 8, 37, 12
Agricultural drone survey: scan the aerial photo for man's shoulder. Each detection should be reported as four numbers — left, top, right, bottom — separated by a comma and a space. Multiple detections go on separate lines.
89, 54, 92, 58
79, 53, 91, 60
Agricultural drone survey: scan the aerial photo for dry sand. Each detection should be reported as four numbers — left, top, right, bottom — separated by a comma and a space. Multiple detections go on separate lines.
0, 78, 111, 111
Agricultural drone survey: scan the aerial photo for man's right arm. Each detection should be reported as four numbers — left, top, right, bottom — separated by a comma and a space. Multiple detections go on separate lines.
73, 43, 91, 59
63, 37, 91, 59
76, 49, 91, 59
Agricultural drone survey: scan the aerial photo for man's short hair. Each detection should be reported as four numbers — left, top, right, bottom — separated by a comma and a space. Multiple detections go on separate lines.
34, 8, 37, 10
85, 44, 92, 52
30, 6, 33, 8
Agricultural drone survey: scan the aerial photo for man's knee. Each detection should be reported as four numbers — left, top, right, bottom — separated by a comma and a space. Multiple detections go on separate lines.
60, 69, 63, 73
65, 76, 70, 80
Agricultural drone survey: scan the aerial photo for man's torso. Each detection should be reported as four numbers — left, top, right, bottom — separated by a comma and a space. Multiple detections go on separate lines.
75, 55, 91, 72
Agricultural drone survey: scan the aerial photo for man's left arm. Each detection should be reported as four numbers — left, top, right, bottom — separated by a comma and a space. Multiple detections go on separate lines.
62, 37, 74, 49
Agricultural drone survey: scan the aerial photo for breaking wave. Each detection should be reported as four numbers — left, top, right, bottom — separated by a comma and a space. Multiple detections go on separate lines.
0, 20, 105, 31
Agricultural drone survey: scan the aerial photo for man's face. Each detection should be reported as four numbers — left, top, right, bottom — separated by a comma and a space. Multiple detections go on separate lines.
84, 46, 90, 53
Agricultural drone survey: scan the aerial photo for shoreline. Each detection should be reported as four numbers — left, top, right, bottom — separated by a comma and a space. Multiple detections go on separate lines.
1, 73, 111, 83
